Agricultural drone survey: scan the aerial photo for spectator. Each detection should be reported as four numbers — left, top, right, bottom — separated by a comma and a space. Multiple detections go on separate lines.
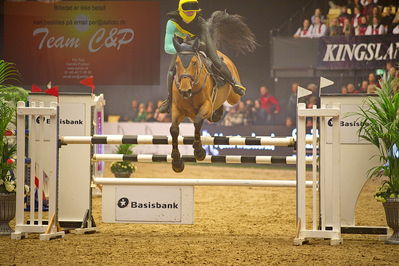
286, 82, 298, 120
126, 100, 139, 121
245, 99, 255, 125
134, 103, 147, 122
311, 16, 327, 37
366, 17, 384, 35
328, 18, 342, 36
153, 100, 170, 122
253, 100, 263, 125
338, 6, 353, 26
381, 6, 395, 33
311, 8, 325, 24
367, 72, 380, 93
258, 86, 281, 125
362, 0, 377, 17
306, 96, 318, 108
145, 104, 156, 122
347, 83, 362, 93
223, 105, 244, 126
341, 86, 348, 94
293, 19, 313, 38
359, 80, 368, 93
285, 117, 295, 131
348, 0, 362, 13
352, 6, 362, 29
356, 16, 368, 35
342, 17, 355, 36
236, 101, 248, 125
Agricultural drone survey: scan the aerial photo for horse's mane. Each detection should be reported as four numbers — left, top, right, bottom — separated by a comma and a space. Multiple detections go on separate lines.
208, 10, 257, 55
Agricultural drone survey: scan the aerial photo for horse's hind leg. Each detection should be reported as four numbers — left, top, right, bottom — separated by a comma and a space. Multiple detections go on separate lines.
193, 119, 206, 161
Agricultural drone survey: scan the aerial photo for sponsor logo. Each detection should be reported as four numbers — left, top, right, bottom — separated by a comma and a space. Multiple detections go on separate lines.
328, 118, 365, 127
322, 42, 399, 62
59, 118, 83, 125
131, 201, 179, 209
117, 197, 129, 208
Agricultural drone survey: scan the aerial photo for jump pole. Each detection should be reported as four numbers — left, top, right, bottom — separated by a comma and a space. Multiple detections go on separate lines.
91, 154, 314, 165
93, 177, 314, 187
61, 135, 315, 146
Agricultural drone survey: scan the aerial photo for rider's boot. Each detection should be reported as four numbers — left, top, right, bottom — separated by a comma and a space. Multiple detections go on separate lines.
217, 62, 246, 96
159, 70, 174, 113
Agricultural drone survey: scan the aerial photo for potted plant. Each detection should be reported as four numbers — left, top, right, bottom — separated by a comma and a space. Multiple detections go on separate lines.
0, 60, 28, 235
110, 144, 136, 178
356, 69, 399, 244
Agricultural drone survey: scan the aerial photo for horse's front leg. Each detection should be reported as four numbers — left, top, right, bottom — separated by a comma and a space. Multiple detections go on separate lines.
170, 107, 185, 173
193, 119, 206, 161
193, 100, 212, 161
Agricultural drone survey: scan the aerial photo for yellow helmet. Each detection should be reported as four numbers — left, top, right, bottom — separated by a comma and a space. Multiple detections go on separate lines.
178, 0, 200, 23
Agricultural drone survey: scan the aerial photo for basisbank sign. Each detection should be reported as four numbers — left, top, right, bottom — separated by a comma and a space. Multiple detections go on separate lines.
318, 35, 399, 69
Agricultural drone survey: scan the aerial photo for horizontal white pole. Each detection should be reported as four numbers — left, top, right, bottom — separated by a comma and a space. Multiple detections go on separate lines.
17, 107, 57, 116
93, 177, 314, 187
91, 154, 315, 165
60, 135, 316, 146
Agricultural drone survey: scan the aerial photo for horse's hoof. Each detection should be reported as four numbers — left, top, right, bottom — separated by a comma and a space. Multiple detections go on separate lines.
194, 148, 206, 161
172, 160, 185, 173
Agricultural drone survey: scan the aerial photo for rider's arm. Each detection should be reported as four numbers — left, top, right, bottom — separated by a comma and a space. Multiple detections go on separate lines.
164, 20, 177, 54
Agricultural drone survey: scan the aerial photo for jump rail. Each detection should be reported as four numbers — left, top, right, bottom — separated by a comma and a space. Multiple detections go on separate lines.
93, 177, 314, 187
92, 154, 314, 165
61, 135, 315, 146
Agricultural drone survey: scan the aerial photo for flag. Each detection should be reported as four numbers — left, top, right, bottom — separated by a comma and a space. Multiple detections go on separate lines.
80, 76, 95, 93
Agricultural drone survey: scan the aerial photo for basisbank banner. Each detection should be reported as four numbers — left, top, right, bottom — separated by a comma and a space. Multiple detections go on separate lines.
4, 1, 160, 85
318, 35, 399, 70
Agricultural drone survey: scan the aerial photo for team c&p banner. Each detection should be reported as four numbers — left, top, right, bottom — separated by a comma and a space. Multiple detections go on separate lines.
4, 1, 160, 85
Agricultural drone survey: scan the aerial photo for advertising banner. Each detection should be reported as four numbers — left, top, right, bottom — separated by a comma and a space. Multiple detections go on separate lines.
318, 35, 399, 70
4, 1, 160, 85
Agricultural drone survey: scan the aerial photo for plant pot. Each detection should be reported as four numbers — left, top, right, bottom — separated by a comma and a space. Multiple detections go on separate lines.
0, 192, 16, 235
383, 198, 399, 245
112, 171, 132, 178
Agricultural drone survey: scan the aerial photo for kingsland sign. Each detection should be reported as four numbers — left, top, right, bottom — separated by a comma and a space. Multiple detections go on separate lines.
319, 36, 399, 69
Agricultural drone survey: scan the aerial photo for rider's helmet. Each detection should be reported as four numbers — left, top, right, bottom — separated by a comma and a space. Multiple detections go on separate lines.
178, 0, 201, 23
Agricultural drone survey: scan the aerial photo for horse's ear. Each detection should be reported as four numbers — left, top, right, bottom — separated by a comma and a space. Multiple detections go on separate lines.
193, 37, 200, 51
173, 37, 181, 52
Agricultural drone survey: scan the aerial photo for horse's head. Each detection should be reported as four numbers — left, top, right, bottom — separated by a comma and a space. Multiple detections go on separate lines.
173, 37, 202, 99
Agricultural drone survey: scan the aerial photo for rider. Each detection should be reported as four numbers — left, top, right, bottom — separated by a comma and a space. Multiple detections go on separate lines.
159, 0, 247, 113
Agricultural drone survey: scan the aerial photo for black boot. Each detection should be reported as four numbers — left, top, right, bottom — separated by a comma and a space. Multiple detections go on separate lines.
218, 62, 246, 96
159, 70, 174, 114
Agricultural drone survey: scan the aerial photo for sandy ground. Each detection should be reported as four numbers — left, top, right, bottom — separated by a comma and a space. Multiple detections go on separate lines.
1, 163, 398, 265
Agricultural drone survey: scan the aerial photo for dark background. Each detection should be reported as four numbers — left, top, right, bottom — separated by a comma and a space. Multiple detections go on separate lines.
0, 0, 329, 119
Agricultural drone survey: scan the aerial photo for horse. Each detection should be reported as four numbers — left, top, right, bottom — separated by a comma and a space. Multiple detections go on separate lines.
169, 11, 257, 172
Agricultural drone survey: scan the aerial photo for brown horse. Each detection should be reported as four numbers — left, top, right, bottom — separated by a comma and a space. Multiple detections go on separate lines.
169, 38, 242, 172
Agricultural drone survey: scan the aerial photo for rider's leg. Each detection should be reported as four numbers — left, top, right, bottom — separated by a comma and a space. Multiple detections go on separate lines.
159, 55, 176, 114
199, 19, 246, 96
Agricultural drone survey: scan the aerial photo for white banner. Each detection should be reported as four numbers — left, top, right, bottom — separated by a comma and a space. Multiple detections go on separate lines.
115, 186, 184, 222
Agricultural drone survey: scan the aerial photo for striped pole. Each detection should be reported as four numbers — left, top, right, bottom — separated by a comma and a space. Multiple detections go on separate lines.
61, 135, 316, 146
92, 154, 314, 165
93, 177, 314, 187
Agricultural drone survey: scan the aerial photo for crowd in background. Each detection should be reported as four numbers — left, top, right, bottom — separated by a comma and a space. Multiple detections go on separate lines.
112, 0, 398, 128
294, 1, 399, 38
118, 60, 396, 128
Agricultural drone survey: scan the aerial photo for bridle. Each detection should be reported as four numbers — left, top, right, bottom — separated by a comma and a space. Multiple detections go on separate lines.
175, 51, 210, 98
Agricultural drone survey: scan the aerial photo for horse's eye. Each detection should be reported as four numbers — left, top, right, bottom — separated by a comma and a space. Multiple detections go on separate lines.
192, 61, 197, 66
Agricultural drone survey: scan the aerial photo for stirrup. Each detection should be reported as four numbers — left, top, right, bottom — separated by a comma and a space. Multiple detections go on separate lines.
232, 83, 246, 96
159, 99, 170, 113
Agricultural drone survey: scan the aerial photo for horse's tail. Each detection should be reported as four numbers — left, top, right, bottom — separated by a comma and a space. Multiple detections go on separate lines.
208, 10, 257, 55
